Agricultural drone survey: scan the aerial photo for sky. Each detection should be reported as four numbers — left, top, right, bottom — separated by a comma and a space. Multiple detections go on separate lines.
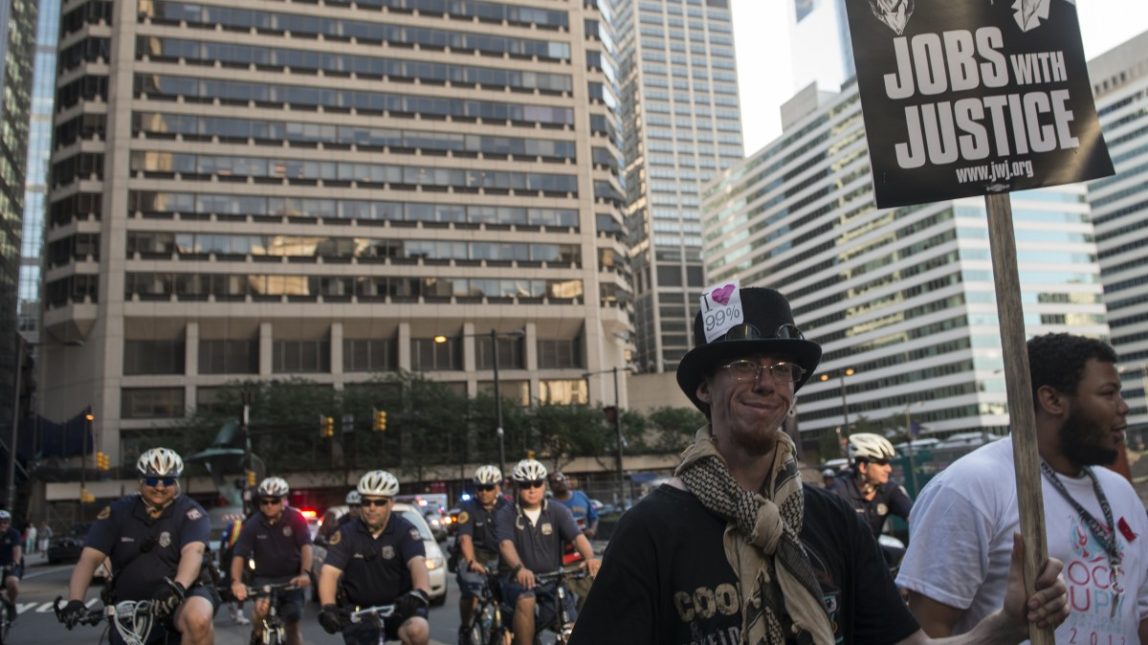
731, 0, 1148, 154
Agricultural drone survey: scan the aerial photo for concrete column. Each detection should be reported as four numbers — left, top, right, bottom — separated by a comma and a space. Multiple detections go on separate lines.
398, 322, 411, 370
185, 321, 198, 377
259, 322, 273, 376
330, 322, 343, 376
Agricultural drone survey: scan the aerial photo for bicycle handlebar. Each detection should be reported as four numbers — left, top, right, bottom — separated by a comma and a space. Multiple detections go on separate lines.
244, 583, 299, 598
348, 604, 395, 624
53, 597, 105, 627
534, 566, 589, 585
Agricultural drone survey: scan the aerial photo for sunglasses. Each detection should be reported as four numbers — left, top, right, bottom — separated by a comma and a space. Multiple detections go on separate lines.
722, 323, 805, 342
361, 498, 392, 507
476, 484, 498, 492
259, 497, 283, 506
868, 459, 891, 466
143, 476, 177, 488
519, 480, 545, 489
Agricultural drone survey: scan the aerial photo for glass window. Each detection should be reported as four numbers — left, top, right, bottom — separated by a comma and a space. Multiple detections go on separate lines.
122, 387, 186, 419
124, 339, 185, 375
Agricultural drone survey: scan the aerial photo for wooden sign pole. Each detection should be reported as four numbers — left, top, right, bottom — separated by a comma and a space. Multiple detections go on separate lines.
984, 192, 1054, 644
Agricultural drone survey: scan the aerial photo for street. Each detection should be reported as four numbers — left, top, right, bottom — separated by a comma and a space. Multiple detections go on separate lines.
5, 558, 465, 644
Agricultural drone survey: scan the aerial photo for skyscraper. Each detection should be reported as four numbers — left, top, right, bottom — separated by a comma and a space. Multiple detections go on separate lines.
612, 0, 743, 373
0, 0, 37, 434
702, 82, 1109, 454
40, 0, 631, 466
1088, 30, 1148, 430
788, 0, 854, 92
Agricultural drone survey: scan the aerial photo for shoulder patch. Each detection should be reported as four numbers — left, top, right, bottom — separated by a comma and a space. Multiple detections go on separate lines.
458, 511, 470, 525
410, 529, 421, 542
186, 508, 203, 521
329, 530, 342, 546
97, 506, 111, 520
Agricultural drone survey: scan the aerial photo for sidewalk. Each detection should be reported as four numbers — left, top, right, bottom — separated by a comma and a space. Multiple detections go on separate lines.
23, 552, 48, 568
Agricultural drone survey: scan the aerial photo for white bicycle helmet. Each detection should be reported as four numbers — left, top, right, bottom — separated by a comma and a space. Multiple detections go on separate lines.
345, 490, 362, 506
257, 477, 289, 498
358, 470, 400, 497
847, 433, 896, 463
511, 459, 547, 483
136, 447, 184, 478
474, 465, 502, 485
0, 511, 9, 522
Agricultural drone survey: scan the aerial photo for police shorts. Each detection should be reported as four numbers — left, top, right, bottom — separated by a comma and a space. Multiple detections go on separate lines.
500, 579, 576, 632
251, 576, 304, 622
2, 564, 22, 580
457, 569, 486, 601
340, 606, 428, 644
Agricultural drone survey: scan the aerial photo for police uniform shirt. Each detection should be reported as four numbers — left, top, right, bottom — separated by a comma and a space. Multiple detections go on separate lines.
493, 499, 580, 575
829, 476, 913, 539
456, 496, 507, 561
233, 506, 312, 579
325, 514, 425, 606
0, 528, 20, 566
84, 494, 212, 601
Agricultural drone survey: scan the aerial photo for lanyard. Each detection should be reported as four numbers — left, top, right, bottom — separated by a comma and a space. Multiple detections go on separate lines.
1040, 461, 1124, 614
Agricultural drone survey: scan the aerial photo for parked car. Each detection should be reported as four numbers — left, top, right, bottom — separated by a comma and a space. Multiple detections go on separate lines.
48, 523, 109, 583
310, 503, 447, 606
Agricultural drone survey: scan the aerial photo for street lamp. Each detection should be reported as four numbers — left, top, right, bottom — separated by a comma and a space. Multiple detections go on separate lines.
820, 367, 855, 436
435, 329, 524, 477
583, 366, 631, 507
903, 401, 923, 495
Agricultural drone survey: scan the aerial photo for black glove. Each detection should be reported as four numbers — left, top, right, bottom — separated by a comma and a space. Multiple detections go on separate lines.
319, 604, 343, 634
395, 589, 430, 620
56, 599, 87, 629
152, 578, 186, 618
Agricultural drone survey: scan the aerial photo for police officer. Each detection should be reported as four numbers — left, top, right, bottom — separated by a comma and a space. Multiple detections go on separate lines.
495, 459, 599, 645
318, 470, 431, 645
829, 432, 914, 566
455, 465, 508, 640
0, 510, 22, 619
57, 448, 216, 644
338, 490, 361, 527
231, 477, 312, 645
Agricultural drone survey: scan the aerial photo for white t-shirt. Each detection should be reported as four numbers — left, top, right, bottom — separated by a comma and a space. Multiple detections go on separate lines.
897, 438, 1148, 641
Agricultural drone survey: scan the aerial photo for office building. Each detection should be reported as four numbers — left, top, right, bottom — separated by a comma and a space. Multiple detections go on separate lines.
18, 0, 59, 345
789, 0, 854, 92
701, 82, 1108, 454
0, 0, 37, 433
40, 0, 631, 465
1088, 30, 1148, 430
611, 0, 743, 373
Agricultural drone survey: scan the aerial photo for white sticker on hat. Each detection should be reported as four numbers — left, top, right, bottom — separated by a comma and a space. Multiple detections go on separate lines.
700, 280, 744, 343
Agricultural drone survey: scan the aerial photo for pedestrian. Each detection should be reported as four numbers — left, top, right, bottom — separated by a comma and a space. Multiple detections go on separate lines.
38, 521, 51, 555
897, 333, 1148, 640
24, 523, 36, 556
570, 285, 1069, 644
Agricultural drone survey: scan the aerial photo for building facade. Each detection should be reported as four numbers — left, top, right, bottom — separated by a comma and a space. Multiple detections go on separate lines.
1088, 30, 1148, 431
41, 0, 631, 466
611, 0, 742, 373
0, 0, 37, 433
701, 82, 1109, 455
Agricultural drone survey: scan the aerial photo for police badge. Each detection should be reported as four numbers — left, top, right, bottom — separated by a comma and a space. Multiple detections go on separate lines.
159, 531, 172, 548
283, 525, 293, 537
876, 503, 888, 516
382, 545, 395, 560
541, 522, 553, 536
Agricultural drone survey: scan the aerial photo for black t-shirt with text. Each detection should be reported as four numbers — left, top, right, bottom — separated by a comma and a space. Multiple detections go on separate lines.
570, 484, 918, 645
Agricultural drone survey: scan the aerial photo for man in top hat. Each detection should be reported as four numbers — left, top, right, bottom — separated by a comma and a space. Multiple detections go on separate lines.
570, 284, 1068, 644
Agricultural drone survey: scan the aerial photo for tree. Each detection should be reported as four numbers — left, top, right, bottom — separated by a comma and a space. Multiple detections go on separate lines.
645, 407, 707, 453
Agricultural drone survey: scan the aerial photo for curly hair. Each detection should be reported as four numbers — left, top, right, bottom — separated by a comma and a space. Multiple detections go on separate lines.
1027, 333, 1118, 405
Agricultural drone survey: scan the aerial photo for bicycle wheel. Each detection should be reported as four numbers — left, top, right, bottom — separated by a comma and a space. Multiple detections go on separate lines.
463, 601, 496, 645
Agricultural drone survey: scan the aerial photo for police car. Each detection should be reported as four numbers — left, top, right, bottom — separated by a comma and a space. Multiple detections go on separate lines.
310, 502, 447, 605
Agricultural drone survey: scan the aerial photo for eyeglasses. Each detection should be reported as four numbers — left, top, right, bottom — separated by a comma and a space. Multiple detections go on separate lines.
519, 480, 546, 489
719, 359, 807, 383
259, 497, 283, 506
476, 484, 497, 492
361, 498, 392, 507
721, 323, 805, 342
143, 476, 177, 488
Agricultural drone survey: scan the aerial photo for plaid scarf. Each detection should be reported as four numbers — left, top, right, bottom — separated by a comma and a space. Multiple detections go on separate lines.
676, 428, 834, 645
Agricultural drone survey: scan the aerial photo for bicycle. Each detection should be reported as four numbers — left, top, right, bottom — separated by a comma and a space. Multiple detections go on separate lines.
0, 565, 17, 643
346, 603, 395, 645
531, 567, 588, 645
244, 583, 298, 645
53, 596, 166, 645
459, 567, 507, 645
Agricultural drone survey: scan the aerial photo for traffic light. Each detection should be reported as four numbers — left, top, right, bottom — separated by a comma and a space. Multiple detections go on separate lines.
320, 415, 335, 438
246, 470, 257, 487
372, 408, 387, 432
96, 451, 110, 471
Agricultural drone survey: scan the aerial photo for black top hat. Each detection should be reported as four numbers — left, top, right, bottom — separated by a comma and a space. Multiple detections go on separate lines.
676, 287, 822, 413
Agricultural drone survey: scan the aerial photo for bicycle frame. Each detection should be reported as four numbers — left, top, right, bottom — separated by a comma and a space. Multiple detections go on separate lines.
245, 584, 297, 645
463, 569, 506, 645
532, 567, 588, 645
347, 604, 395, 645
